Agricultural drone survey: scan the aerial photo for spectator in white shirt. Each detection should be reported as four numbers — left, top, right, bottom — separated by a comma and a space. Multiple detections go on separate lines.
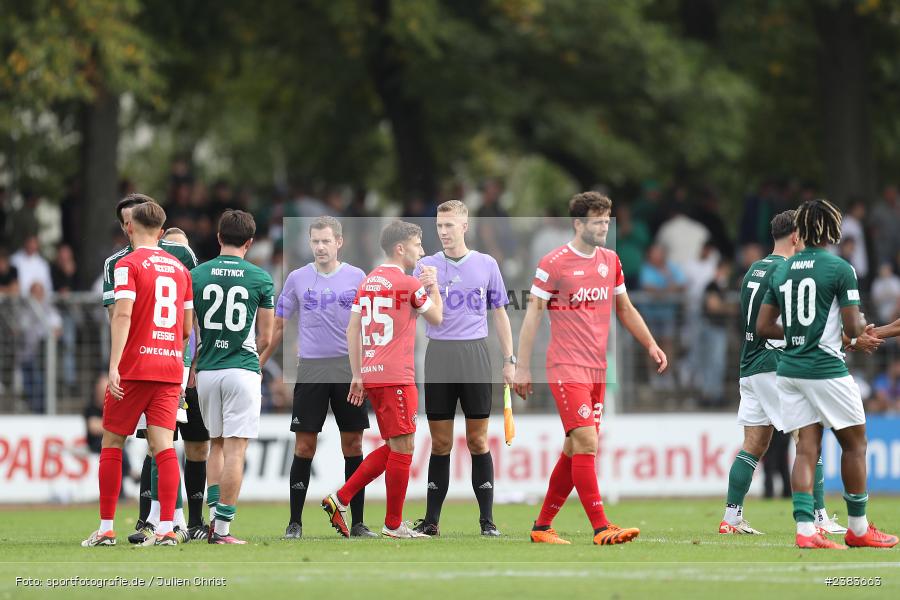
839, 199, 868, 280
655, 208, 710, 269
9, 235, 53, 298
872, 262, 900, 324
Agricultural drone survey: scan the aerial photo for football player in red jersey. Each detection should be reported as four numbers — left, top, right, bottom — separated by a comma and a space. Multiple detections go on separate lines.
82, 201, 194, 547
322, 220, 443, 538
514, 192, 668, 546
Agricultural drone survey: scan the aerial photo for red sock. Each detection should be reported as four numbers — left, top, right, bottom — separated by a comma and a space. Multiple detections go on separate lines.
384, 451, 412, 530
155, 448, 180, 523
571, 453, 608, 530
99, 448, 123, 522
338, 444, 390, 506
536, 453, 573, 527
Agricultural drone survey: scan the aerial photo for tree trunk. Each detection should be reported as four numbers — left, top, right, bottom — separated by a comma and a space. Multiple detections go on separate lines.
369, 0, 437, 204
814, 0, 876, 204
79, 88, 120, 288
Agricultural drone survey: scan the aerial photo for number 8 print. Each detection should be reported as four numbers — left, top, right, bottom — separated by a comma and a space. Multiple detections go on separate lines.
154, 276, 178, 328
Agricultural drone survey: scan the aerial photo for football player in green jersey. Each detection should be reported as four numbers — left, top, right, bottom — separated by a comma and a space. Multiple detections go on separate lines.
758, 199, 897, 549
719, 210, 878, 536
192, 210, 275, 544
720, 211, 801, 535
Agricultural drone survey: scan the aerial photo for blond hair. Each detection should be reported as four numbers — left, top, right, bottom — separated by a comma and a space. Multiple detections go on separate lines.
437, 200, 468, 217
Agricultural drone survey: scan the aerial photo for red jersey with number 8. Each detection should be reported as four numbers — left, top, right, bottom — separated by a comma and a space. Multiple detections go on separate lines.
113, 246, 193, 384
351, 264, 432, 387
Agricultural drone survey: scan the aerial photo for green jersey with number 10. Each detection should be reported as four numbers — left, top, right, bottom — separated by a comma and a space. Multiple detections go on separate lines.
762, 247, 860, 380
192, 255, 275, 373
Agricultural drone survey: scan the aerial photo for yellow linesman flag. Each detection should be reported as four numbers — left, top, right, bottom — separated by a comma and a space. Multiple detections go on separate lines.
503, 385, 515, 446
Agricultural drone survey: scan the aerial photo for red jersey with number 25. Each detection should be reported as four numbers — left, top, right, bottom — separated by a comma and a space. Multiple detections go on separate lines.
113, 246, 193, 384
530, 243, 625, 370
351, 264, 432, 387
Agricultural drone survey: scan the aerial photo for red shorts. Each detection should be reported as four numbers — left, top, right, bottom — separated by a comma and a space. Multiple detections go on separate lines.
366, 385, 418, 440
546, 364, 606, 434
103, 380, 181, 436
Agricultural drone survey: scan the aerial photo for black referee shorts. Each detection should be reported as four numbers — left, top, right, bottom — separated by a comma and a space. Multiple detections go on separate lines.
178, 386, 210, 442
424, 338, 493, 421
292, 356, 370, 433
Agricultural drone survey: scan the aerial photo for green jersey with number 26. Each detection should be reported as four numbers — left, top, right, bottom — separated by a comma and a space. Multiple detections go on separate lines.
192, 255, 275, 373
762, 247, 861, 380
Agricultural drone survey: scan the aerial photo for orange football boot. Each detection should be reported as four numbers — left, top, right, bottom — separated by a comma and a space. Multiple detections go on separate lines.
796, 532, 848, 549
530, 526, 571, 545
844, 524, 898, 548
593, 524, 640, 546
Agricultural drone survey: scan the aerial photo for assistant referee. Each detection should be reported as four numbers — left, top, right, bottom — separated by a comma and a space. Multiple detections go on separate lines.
412, 200, 515, 537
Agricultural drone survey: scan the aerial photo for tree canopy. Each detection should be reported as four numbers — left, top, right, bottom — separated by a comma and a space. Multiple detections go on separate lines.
4, 0, 900, 212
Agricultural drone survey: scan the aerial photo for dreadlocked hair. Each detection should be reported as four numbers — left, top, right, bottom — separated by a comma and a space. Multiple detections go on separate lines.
796, 199, 842, 247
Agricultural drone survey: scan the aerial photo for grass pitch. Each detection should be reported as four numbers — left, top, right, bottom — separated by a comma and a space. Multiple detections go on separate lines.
1, 496, 898, 599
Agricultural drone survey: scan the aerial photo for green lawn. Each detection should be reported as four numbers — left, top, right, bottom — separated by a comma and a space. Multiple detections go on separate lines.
1, 497, 898, 599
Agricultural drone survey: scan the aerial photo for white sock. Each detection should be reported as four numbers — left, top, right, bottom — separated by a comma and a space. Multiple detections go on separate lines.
797, 521, 817, 536
99, 519, 114, 533
148, 500, 160, 526
214, 518, 230, 536
724, 505, 742, 525
848, 515, 869, 536
814, 508, 828, 524
174, 508, 187, 530
157, 520, 173, 535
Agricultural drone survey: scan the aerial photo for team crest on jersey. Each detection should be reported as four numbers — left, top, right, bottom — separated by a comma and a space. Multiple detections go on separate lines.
577, 404, 591, 419
142, 260, 151, 269
598, 263, 609, 278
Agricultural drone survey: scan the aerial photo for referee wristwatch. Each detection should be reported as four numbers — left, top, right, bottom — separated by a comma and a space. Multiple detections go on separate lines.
504, 355, 517, 365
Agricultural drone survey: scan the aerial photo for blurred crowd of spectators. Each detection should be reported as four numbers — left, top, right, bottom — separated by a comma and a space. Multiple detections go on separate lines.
4, 165, 900, 416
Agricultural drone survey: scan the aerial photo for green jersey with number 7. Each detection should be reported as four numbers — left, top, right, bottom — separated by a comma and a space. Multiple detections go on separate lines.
739, 254, 786, 378
192, 256, 275, 373
761, 247, 861, 380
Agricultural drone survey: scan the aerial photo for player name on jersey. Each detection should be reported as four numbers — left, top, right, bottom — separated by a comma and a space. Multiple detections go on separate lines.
791, 260, 815, 270
211, 267, 245, 277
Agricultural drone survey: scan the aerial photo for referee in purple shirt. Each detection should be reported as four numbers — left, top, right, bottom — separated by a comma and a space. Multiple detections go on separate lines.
411, 200, 515, 537
260, 216, 378, 539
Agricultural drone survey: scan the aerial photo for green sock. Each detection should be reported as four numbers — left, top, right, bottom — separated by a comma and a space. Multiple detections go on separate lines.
207, 484, 220, 514
150, 457, 158, 501
726, 451, 758, 506
216, 503, 236, 522
793, 491, 815, 523
213, 502, 235, 535
843, 492, 868, 517
813, 456, 825, 511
